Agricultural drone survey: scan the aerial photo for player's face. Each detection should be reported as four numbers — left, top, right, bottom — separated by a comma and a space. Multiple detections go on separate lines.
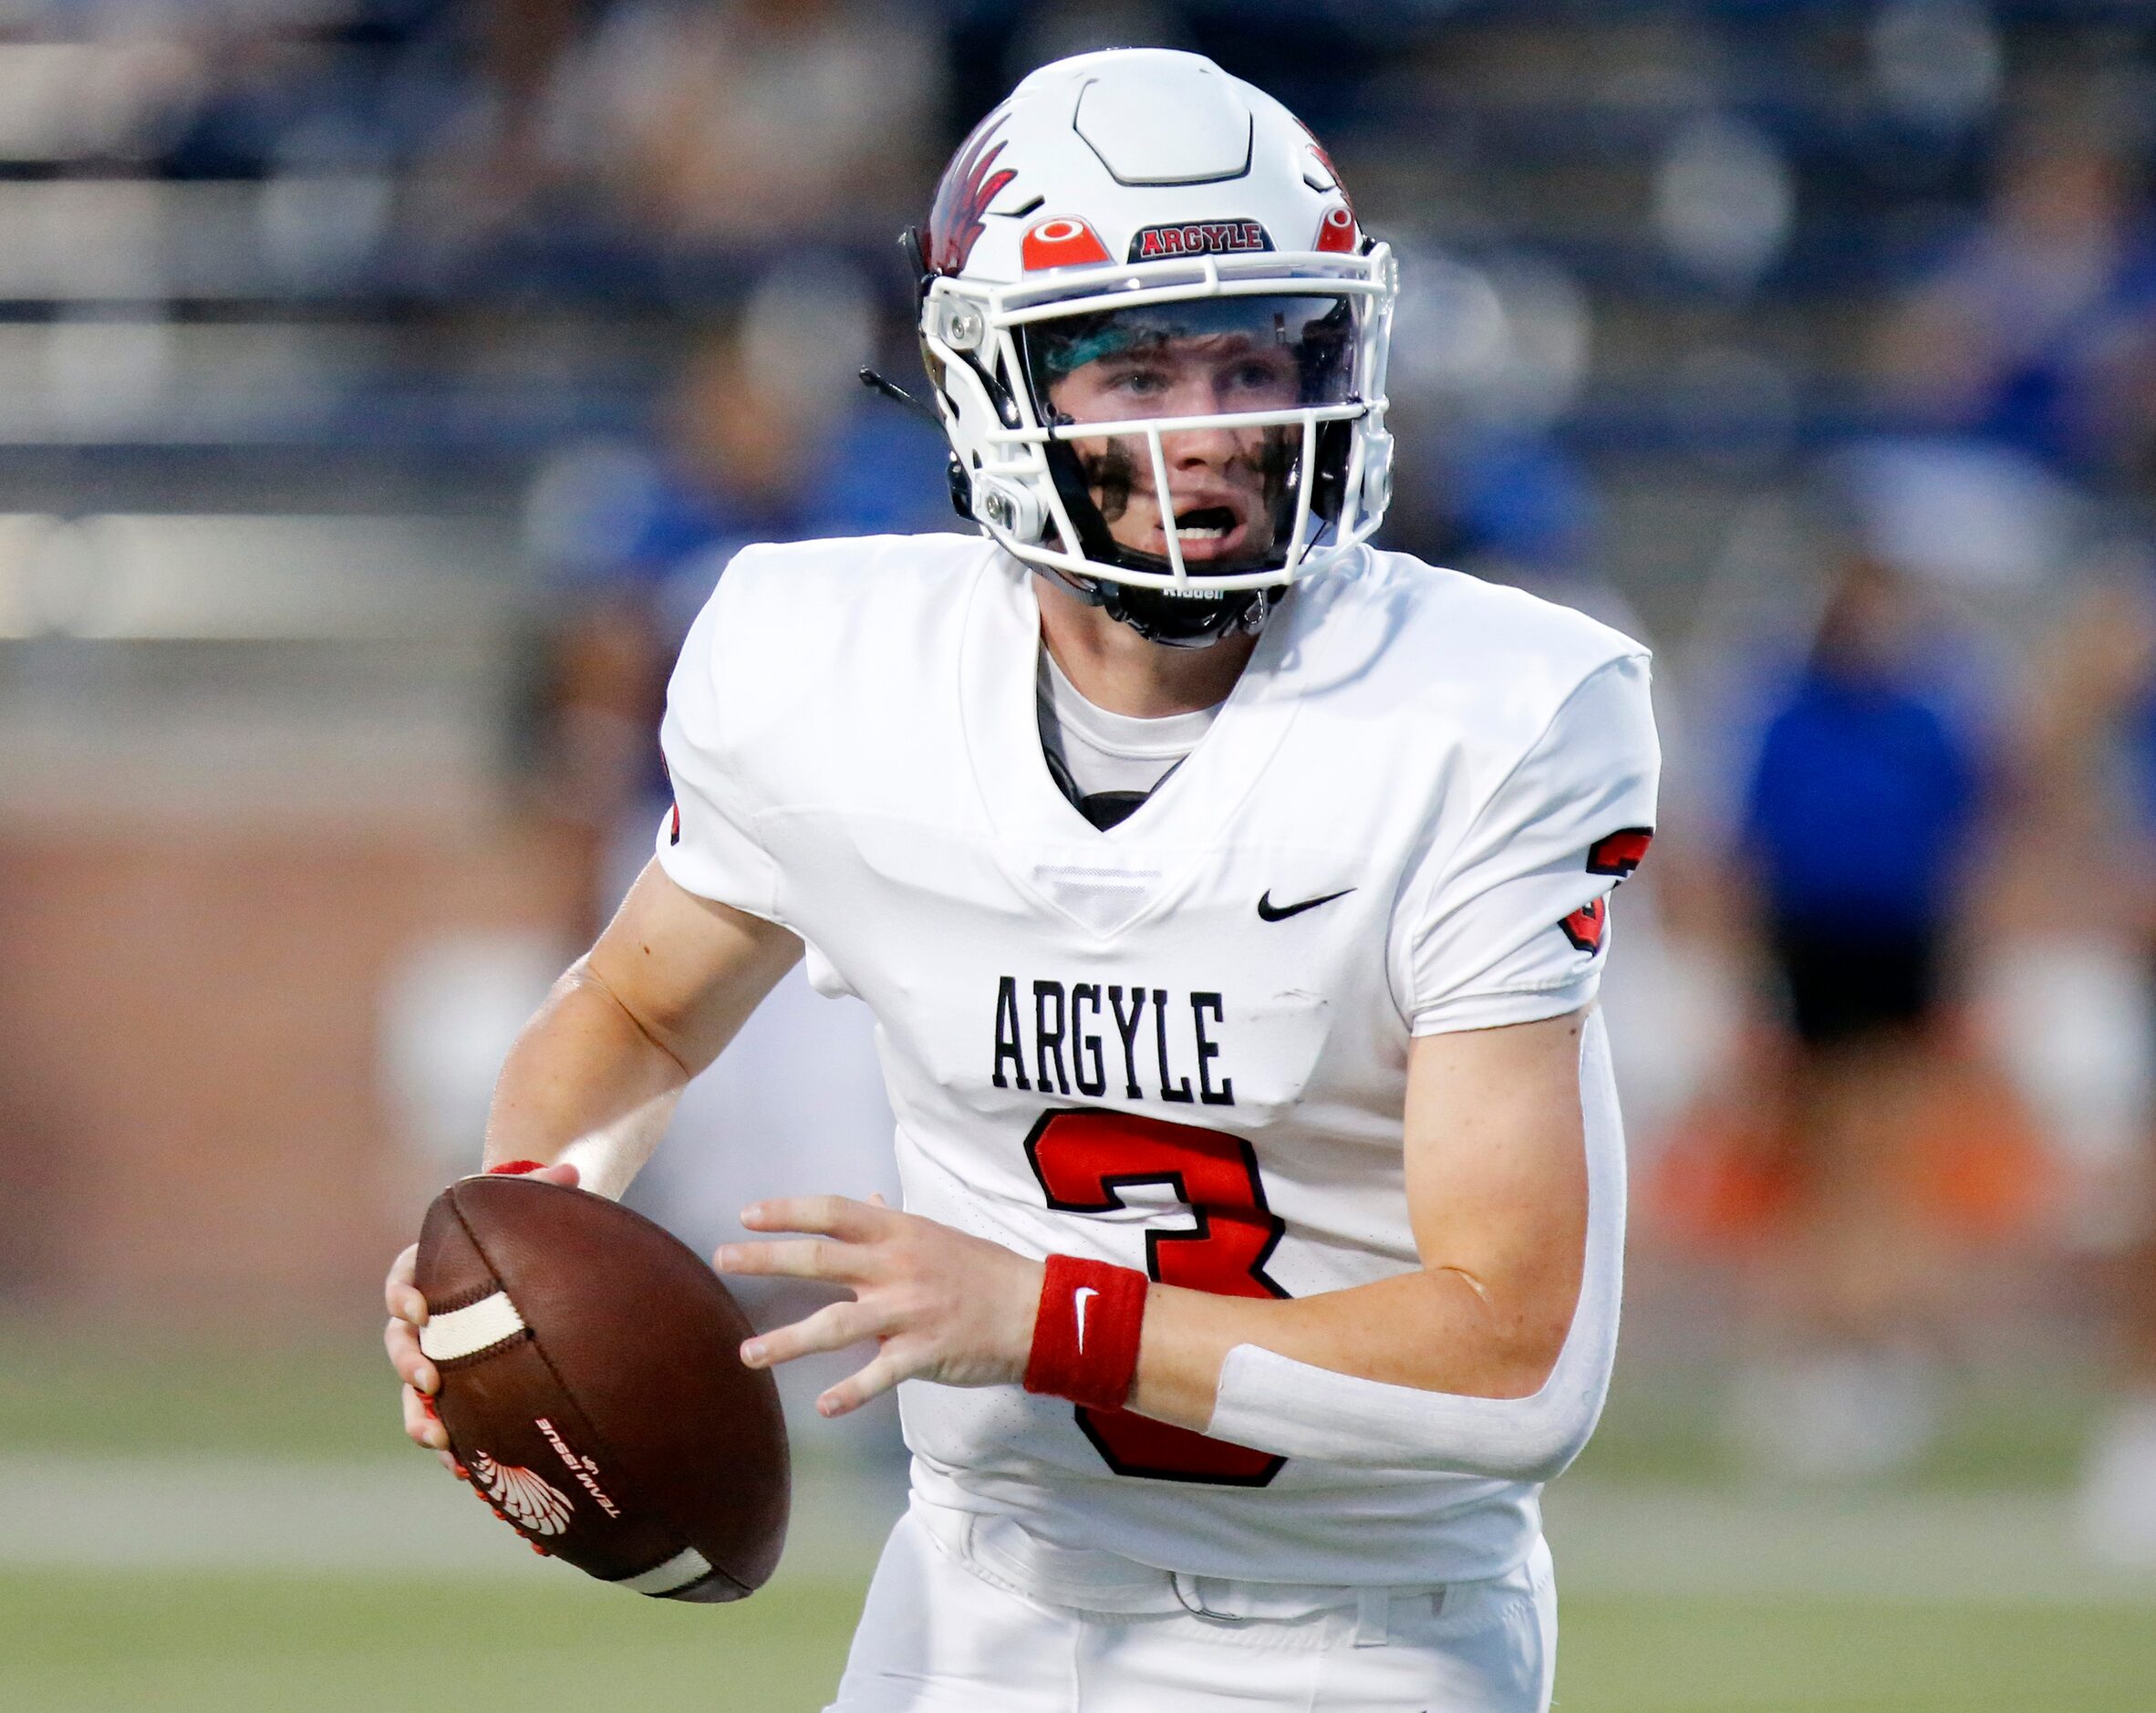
1028, 296, 1353, 572
1047, 335, 1296, 566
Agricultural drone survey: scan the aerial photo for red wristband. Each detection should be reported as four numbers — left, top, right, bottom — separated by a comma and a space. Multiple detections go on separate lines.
487, 1160, 545, 1176
1023, 1255, 1148, 1410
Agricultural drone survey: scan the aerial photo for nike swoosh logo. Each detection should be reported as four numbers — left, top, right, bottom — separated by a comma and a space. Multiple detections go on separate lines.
1257, 888, 1354, 922
1073, 1285, 1098, 1353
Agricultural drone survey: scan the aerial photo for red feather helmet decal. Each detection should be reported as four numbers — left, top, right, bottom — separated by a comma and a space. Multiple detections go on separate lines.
927, 110, 1018, 275
1293, 120, 1353, 207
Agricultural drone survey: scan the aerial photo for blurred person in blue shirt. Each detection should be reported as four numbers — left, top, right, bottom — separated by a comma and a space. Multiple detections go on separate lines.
531, 307, 948, 915
531, 320, 823, 919
1725, 554, 1989, 1479
1742, 559, 1980, 1047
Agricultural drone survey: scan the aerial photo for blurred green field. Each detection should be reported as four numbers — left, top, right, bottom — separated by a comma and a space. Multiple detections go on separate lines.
4, 1328, 2152, 1711
0, 1331, 401, 1460
2, 1570, 2152, 1713
0, 1326, 2109, 1489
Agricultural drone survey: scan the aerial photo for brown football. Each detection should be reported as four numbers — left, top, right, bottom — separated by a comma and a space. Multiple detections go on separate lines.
413, 1174, 789, 1600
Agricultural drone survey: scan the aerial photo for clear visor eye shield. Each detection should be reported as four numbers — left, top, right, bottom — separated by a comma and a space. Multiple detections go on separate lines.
925, 251, 1396, 593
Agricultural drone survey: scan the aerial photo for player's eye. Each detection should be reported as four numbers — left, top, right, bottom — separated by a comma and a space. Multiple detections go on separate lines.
1224, 358, 1294, 397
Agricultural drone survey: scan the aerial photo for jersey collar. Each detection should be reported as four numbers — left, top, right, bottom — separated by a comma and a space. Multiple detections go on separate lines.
957, 545, 1352, 937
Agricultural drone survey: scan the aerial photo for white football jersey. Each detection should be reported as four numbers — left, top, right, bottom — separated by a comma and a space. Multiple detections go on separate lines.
658, 533, 1659, 1587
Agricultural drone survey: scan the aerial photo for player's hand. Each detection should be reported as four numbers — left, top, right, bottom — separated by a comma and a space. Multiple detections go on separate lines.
385, 1161, 583, 1469
716, 1195, 1043, 1420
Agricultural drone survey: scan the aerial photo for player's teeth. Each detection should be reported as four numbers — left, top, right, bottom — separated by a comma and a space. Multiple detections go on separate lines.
1176, 525, 1227, 540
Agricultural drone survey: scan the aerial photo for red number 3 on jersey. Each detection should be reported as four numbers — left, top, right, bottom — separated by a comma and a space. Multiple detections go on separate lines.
1024, 1109, 1287, 1485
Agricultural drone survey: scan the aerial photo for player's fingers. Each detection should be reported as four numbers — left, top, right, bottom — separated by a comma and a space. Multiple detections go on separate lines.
714, 1236, 872, 1284
741, 1299, 886, 1370
402, 1382, 450, 1452
816, 1349, 904, 1419
740, 1195, 882, 1240
384, 1316, 439, 1395
384, 1243, 425, 1324
529, 1162, 580, 1189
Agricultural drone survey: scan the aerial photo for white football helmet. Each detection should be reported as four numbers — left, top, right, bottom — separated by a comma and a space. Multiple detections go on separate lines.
910, 48, 1397, 645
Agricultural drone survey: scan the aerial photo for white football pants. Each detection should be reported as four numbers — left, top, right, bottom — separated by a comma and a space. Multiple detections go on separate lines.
826, 1500, 1557, 1712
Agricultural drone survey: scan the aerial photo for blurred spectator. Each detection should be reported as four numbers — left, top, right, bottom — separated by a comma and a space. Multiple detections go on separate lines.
529, 316, 826, 914
1722, 554, 1989, 1478
1871, 113, 2156, 482
2029, 581, 2156, 1563
402, 0, 943, 279
1982, 577, 2156, 1247
535, 278, 943, 864
586, 0, 940, 245
1742, 562, 1981, 999
399, 0, 593, 255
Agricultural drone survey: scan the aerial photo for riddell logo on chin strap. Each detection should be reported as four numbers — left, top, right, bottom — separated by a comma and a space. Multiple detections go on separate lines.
1128, 220, 1273, 262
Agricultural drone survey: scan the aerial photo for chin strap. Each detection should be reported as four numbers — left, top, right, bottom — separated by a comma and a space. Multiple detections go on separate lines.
1104, 584, 1278, 649
1044, 566, 1279, 649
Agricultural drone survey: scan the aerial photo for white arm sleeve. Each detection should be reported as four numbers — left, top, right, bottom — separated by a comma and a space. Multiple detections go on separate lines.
1203, 1008, 1626, 1483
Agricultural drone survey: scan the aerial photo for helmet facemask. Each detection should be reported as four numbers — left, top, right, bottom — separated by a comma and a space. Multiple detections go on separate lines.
1025, 293, 1354, 564
921, 251, 1395, 643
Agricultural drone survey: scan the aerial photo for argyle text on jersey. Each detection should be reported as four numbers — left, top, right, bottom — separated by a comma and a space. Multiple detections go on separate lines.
991, 977, 1235, 1107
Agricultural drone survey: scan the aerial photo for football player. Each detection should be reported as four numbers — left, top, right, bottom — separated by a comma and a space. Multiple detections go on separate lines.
386, 49, 1658, 1711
